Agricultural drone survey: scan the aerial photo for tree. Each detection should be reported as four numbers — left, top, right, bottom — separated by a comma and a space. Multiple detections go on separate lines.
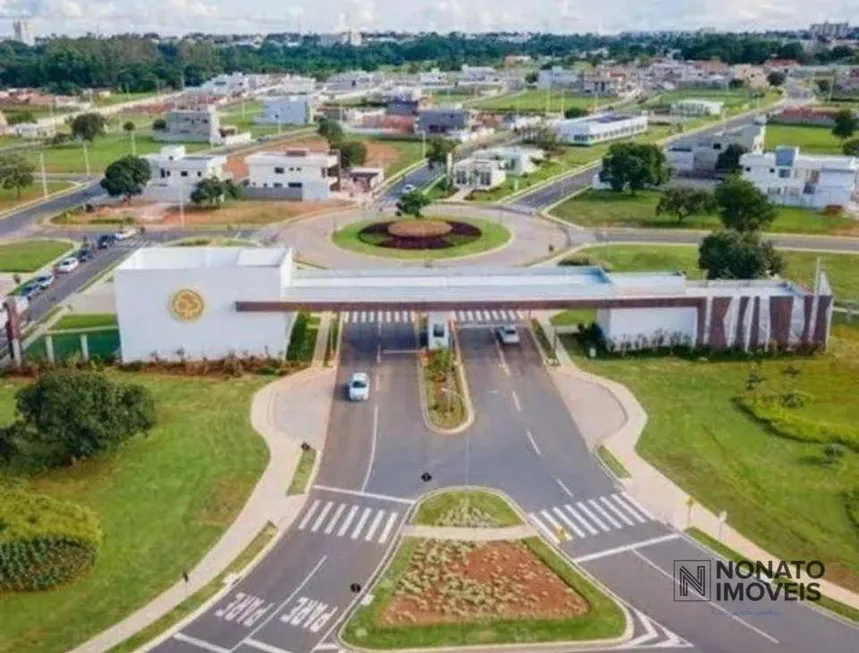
339, 140, 368, 169
0, 153, 35, 199
152, 118, 167, 131
599, 142, 671, 194
832, 109, 858, 142
396, 190, 431, 217
698, 229, 785, 280
655, 188, 716, 223
533, 127, 561, 158
317, 116, 344, 146
843, 138, 859, 157
524, 71, 538, 84
715, 143, 748, 173
100, 155, 151, 202
564, 106, 589, 119
189, 177, 241, 208
714, 176, 777, 232
12, 370, 156, 466
70, 112, 107, 141
426, 136, 457, 168
123, 120, 135, 133
766, 71, 785, 87
7, 110, 35, 125
816, 79, 831, 96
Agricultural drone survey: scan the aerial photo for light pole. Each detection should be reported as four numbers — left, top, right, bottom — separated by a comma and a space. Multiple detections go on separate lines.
82, 142, 91, 177
38, 152, 48, 198
420, 130, 426, 160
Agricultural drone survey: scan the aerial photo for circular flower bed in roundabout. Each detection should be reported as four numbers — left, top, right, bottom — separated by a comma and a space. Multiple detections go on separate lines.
332, 217, 512, 259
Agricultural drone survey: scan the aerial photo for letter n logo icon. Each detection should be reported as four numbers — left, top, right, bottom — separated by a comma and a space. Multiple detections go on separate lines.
674, 560, 711, 601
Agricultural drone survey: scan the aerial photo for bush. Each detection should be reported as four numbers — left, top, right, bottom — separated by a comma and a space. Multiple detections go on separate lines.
0, 488, 102, 591
558, 253, 614, 271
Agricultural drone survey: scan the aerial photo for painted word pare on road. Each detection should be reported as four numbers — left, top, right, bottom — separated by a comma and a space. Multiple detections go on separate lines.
280, 596, 339, 633
215, 592, 275, 628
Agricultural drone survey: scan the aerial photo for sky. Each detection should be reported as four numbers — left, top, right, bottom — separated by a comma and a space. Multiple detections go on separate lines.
0, 0, 854, 37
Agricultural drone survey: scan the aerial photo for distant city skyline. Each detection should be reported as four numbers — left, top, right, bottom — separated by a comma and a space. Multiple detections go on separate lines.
0, 0, 853, 38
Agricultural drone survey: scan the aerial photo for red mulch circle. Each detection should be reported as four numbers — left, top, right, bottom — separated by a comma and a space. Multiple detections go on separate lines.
359, 220, 482, 250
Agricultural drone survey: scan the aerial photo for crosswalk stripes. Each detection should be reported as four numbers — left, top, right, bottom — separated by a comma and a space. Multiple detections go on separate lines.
297, 499, 401, 545
341, 309, 529, 325
528, 493, 653, 544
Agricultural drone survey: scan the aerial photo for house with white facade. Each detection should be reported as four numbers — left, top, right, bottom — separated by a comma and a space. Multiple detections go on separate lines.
556, 113, 648, 146
470, 146, 543, 176
740, 146, 859, 210
458, 65, 501, 84
671, 98, 724, 117
666, 122, 765, 174
537, 67, 581, 90
452, 157, 507, 191
256, 95, 316, 126
143, 146, 229, 203
244, 148, 339, 201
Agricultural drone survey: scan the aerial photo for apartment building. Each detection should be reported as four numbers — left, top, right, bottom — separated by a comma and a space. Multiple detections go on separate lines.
245, 148, 339, 201
666, 123, 765, 173
809, 22, 851, 39
143, 146, 229, 202
556, 113, 648, 146
257, 95, 316, 126
740, 146, 859, 210
536, 67, 581, 90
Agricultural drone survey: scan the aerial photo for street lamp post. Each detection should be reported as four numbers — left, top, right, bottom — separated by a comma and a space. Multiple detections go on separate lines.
38, 152, 48, 198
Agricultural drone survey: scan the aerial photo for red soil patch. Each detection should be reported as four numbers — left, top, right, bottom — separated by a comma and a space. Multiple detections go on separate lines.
379, 540, 588, 627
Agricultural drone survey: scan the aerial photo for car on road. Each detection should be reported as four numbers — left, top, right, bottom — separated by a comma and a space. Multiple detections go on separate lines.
496, 325, 520, 345
56, 256, 80, 273
97, 234, 116, 249
348, 372, 370, 401
35, 273, 55, 289
20, 281, 41, 299
401, 184, 416, 194
114, 227, 136, 241
76, 247, 95, 262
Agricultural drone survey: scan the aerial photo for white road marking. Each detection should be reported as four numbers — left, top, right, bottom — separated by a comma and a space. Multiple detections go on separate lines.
314, 644, 340, 651
324, 504, 346, 534
619, 492, 655, 521
576, 500, 610, 532
310, 501, 334, 532
173, 632, 229, 653
600, 496, 635, 526
466, 310, 475, 321
564, 504, 598, 535
376, 343, 381, 363
350, 507, 373, 540
493, 336, 510, 376
374, 372, 380, 392
361, 404, 379, 492
573, 533, 681, 563
632, 549, 780, 645
511, 390, 522, 412
378, 512, 399, 544
360, 311, 367, 323
610, 493, 647, 524
364, 510, 385, 541
246, 638, 293, 653
385, 311, 392, 322
337, 505, 359, 537
312, 485, 415, 505
626, 608, 659, 647
539, 509, 564, 538
528, 513, 560, 543
297, 499, 321, 530
555, 478, 574, 497
588, 498, 623, 529
525, 430, 541, 455
552, 506, 585, 538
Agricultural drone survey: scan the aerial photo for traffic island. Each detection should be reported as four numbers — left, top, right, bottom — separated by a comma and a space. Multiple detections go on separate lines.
412, 488, 522, 528
340, 536, 626, 649
419, 347, 471, 433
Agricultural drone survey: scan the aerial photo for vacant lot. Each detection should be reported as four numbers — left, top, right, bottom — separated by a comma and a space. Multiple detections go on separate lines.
0, 374, 270, 653
0, 180, 72, 212
472, 89, 613, 114
0, 239, 72, 272
765, 124, 844, 155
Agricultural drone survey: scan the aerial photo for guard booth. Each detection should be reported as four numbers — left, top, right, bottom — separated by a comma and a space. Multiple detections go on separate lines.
427, 311, 451, 350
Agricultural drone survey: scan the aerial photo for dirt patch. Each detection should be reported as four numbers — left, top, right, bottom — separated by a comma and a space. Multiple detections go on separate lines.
379, 540, 588, 626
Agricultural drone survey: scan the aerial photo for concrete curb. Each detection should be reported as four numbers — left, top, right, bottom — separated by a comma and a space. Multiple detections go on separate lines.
415, 337, 475, 436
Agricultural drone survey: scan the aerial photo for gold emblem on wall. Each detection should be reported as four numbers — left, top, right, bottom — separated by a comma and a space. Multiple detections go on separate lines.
169, 289, 205, 322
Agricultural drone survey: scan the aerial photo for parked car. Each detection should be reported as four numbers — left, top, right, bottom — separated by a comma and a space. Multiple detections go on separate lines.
56, 256, 80, 273
97, 234, 116, 249
496, 325, 520, 345
20, 281, 40, 300
348, 372, 370, 401
114, 227, 136, 241
35, 273, 55, 289
76, 247, 95, 262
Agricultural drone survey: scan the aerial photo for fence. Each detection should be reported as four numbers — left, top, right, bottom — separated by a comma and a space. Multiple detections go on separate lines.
25, 328, 121, 363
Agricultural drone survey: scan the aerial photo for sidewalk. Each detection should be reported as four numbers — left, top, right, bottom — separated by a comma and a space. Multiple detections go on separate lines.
536, 315, 859, 613
401, 524, 538, 541
69, 365, 336, 653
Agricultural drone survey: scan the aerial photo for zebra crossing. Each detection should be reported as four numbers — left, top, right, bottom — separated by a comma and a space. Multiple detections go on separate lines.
341, 309, 530, 325
528, 492, 654, 544
296, 498, 402, 545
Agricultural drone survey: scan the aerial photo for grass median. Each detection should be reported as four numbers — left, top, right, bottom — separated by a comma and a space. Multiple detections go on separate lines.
412, 489, 522, 527
0, 239, 73, 273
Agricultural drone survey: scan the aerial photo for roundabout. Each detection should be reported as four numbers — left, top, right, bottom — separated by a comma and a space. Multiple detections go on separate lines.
332, 216, 511, 260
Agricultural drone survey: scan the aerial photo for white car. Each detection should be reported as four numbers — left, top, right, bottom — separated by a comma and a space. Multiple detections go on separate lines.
114, 227, 136, 241
348, 372, 370, 401
496, 325, 520, 345
56, 256, 79, 273
401, 184, 416, 194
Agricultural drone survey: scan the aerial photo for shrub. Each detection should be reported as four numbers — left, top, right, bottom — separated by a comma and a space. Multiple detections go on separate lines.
0, 488, 102, 591
558, 254, 614, 271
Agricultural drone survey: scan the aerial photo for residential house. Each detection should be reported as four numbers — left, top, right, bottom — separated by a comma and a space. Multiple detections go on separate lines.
556, 113, 648, 146
740, 146, 859, 210
154, 107, 221, 145
143, 146, 229, 202
666, 122, 766, 173
452, 157, 507, 190
470, 146, 543, 176
581, 73, 623, 96
245, 148, 339, 201
536, 67, 581, 90
257, 95, 316, 126
458, 65, 501, 85
416, 108, 477, 135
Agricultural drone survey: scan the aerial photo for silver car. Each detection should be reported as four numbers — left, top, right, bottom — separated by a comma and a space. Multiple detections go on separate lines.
348, 372, 370, 401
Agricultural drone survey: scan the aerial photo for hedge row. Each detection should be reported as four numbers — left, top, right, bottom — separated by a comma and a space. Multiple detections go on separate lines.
735, 394, 859, 452
0, 488, 102, 591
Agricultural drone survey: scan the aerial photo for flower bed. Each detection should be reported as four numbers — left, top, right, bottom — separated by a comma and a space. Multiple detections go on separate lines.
358, 219, 482, 250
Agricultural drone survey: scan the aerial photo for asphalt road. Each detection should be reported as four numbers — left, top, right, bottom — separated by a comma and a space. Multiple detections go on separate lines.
0, 181, 105, 237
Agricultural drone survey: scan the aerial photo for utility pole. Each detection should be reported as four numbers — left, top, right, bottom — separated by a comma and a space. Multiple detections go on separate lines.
130, 128, 137, 156
420, 130, 426, 160
82, 142, 91, 177
38, 152, 47, 198
178, 185, 186, 229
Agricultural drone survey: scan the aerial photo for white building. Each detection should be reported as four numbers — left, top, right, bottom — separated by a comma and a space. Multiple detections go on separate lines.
12, 20, 34, 47
740, 146, 859, 210
143, 146, 229, 203
452, 156, 507, 190
326, 71, 380, 91
556, 113, 648, 146
809, 22, 851, 39
470, 146, 543, 176
666, 122, 766, 173
536, 67, 581, 90
671, 98, 724, 117
245, 148, 338, 201
256, 95, 316, 126
199, 73, 252, 96
458, 65, 501, 84
115, 247, 296, 362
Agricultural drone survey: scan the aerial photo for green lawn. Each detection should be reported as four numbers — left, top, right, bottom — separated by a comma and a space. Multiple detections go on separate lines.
93, 91, 163, 107
596, 446, 630, 478
550, 189, 856, 235
286, 313, 320, 363
0, 374, 270, 653
0, 239, 72, 272
564, 324, 859, 593
471, 90, 612, 114
52, 313, 118, 331
412, 489, 522, 527
286, 447, 318, 495
426, 90, 486, 105
341, 536, 625, 648
332, 217, 511, 260
0, 180, 72, 212
765, 124, 844, 155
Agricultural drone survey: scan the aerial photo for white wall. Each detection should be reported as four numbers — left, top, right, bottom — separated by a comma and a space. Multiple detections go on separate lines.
598, 307, 698, 348
115, 261, 293, 361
